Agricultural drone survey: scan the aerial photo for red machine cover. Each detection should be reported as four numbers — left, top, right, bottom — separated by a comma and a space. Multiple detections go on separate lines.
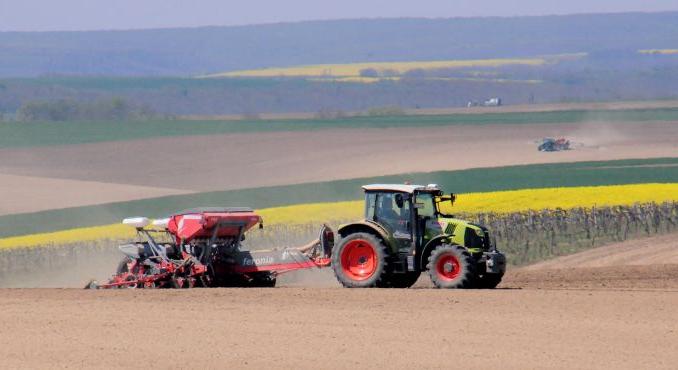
167, 208, 261, 242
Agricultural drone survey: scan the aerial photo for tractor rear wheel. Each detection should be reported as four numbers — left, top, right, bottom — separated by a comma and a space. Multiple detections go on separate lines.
427, 244, 476, 289
332, 233, 388, 288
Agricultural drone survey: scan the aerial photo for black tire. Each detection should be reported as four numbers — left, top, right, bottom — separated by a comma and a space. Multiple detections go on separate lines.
427, 244, 476, 289
475, 273, 503, 289
84, 280, 99, 289
380, 272, 421, 288
250, 272, 277, 288
122, 275, 138, 289
332, 232, 388, 288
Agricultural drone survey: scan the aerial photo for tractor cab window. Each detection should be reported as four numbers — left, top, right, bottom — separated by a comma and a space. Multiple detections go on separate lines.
365, 193, 377, 220
375, 192, 411, 237
414, 192, 436, 218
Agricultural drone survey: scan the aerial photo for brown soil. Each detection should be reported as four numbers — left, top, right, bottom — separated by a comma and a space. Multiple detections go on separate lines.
0, 173, 192, 216
504, 264, 678, 290
503, 233, 678, 290
3, 233, 678, 368
524, 233, 678, 270
0, 286, 676, 369
1, 121, 676, 214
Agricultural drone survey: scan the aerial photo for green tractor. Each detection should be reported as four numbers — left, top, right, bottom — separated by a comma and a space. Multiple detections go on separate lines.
331, 184, 506, 289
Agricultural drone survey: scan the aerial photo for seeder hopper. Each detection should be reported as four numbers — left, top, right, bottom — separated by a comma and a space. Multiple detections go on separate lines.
85, 207, 333, 289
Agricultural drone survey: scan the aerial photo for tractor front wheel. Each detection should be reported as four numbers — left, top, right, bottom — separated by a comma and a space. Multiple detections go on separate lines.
427, 244, 476, 289
332, 233, 388, 288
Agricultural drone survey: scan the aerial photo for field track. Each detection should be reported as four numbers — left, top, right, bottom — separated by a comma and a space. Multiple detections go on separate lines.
1, 121, 677, 215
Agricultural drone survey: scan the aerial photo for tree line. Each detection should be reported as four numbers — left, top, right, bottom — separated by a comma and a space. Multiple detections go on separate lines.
15, 98, 159, 122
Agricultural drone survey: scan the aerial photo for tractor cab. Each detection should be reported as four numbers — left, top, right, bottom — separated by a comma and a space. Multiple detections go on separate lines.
363, 184, 448, 251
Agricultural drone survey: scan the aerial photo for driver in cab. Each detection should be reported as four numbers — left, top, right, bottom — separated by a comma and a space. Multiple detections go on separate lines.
376, 194, 410, 235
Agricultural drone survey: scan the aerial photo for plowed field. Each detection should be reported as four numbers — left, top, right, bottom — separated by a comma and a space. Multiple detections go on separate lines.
2, 233, 678, 369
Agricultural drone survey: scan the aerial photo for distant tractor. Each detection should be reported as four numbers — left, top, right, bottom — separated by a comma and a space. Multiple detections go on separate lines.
483, 97, 502, 107
467, 97, 502, 108
538, 137, 571, 152
331, 184, 506, 289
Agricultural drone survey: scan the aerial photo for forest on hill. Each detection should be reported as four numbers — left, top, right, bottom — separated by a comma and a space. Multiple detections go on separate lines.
1, 12, 677, 77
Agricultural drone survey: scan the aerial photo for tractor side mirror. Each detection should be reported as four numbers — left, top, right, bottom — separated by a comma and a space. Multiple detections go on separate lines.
437, 194, 457, 205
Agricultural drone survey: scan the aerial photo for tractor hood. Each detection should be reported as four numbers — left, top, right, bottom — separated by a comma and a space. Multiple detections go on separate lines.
425, 217, 474, 237
425, 217, 491, 251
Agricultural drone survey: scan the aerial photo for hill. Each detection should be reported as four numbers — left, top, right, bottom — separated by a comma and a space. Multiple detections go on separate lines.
1, 12, 678, 77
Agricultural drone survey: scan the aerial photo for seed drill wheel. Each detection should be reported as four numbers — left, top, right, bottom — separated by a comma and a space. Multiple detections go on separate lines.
332, 232, 387, 288
427, 244, 476, 289
121, 275, 138, 289
83, 280, 99, 289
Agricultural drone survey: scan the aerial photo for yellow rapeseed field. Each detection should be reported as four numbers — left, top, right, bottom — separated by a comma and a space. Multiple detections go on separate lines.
442, 183, 678, 214
307, 76, 543, 84
2, 183, 676, 250
258, 201, 362, 225
0, 224, 136, 251
204, 58, 546, 78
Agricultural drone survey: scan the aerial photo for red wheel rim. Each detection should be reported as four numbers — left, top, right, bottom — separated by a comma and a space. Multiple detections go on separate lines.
436, 253, 461, 281
340, 239, 377, 281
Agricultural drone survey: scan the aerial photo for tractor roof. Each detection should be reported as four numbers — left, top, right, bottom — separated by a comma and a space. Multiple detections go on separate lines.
362, 184, 440, 194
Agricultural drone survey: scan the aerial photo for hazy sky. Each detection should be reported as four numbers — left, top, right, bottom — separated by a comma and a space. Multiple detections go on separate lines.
1, 0, 677, 32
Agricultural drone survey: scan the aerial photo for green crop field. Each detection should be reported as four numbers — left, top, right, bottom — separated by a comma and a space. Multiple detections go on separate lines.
2, 107, 678, 149
1, 157, 677, 238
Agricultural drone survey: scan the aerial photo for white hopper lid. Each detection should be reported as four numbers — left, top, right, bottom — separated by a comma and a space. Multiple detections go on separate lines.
152, 218, 170, 228
122, 217, 150, 228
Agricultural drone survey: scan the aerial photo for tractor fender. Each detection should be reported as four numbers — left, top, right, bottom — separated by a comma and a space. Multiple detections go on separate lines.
419, 234, 455, 270
337, 220, 391, 246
